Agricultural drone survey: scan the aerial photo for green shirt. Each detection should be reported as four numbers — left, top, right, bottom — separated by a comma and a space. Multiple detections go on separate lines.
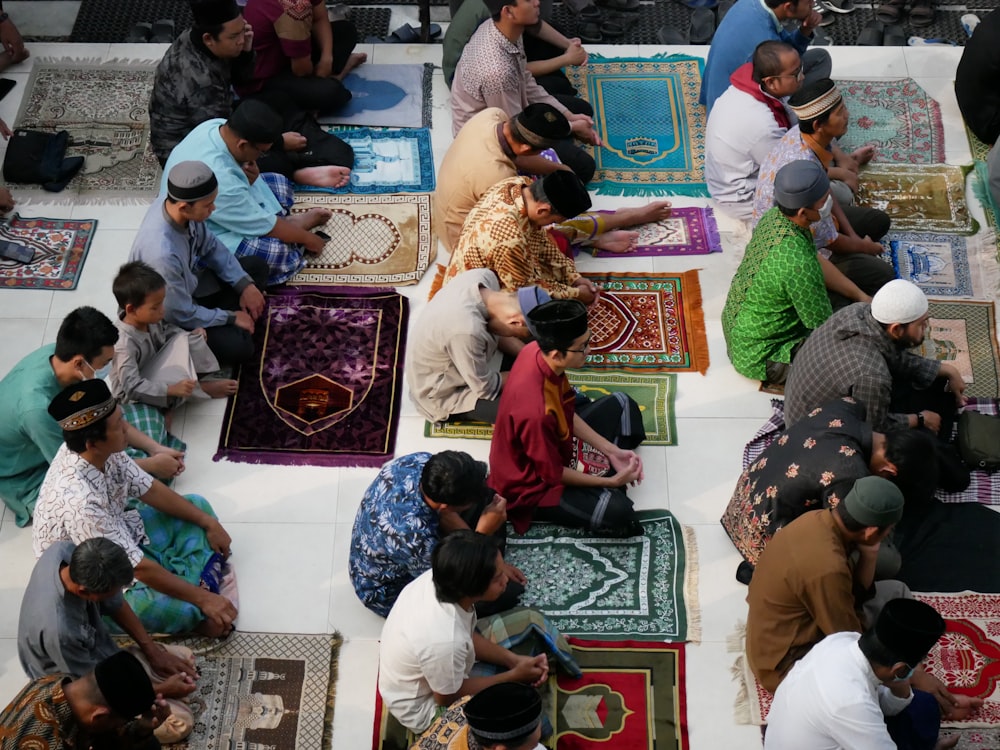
722, 207, 832, 381
0, 344, 63, 527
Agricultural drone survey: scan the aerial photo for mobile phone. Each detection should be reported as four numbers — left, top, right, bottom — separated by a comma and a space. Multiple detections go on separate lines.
0, 239, 33, 263
314, 230, 331, 242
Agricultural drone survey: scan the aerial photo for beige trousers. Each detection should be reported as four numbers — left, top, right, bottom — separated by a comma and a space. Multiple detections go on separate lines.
126, 644, 196, 744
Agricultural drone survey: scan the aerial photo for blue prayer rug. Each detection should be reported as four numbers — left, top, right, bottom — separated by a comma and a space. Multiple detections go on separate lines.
881, 231, 975, 297
319, 63, 433, 129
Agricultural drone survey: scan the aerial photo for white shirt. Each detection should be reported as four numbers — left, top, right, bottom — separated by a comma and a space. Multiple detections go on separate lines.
764, 631, 914, 750
378, 570, 477, 733
705, 84, 792, 221
33, 444, 154, 566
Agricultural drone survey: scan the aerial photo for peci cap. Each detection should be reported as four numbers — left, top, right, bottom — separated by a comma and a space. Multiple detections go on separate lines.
870, 279, 929, 325
540, 170, 592, 220
511, 104, 571, 149
788, 77, 842, 122
773, 160, 830, 210
190, 0, 242, 27
842, 475, 905, 528
167, 160, 219, 203
464, 683, 542, 741
94, 651, 156, 720
227, 100, 283, 145
516, 285, 552, 316
874, 598, 946, 668
48, 379, 117, 432
526, 299, 588, 348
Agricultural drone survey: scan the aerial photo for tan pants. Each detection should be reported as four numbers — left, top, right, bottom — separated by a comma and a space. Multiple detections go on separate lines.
127, 644, 196, 744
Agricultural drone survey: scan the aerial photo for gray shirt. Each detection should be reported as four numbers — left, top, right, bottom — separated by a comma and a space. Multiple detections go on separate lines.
18, 541, 123, 679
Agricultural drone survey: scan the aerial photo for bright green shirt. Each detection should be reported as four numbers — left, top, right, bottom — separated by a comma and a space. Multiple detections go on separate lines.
722, 207, 832, 381
0, 344, 63, 526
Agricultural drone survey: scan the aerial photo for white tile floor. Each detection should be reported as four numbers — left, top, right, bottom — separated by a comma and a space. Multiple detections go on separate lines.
0, 34, 977, 749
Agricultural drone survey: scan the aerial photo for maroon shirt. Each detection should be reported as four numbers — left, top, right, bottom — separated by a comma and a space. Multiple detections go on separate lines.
239, 0, 320, 95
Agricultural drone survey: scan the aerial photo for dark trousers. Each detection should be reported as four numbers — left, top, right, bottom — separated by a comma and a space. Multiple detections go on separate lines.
457, 494, 526, 617
194, 256, 270, 366
842, 204, 891, 241
827, 250, 896, 309
242, 92, 355, 173
885, 689, 941, 750
801, 48, 833, 89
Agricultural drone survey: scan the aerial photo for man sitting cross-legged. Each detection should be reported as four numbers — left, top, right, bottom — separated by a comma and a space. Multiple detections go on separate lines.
162, 101, 332, 286
0, 307, 185, 528
18, 538, 198, 744
490, 299, 646, 535
33, 380, 238, 638
378, 531, 549, 735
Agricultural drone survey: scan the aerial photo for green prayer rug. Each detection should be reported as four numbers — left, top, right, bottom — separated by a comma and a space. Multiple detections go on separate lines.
917, 300, 1000, 398
967, 124, 992, 162
504, 509, 700, 642
857, 163, 978, 235
973, 159, 1000, 264
423, 371, 678, 445
563, 54, 707, 197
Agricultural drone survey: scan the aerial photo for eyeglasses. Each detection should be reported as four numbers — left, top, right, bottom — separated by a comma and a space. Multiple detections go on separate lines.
565, 335, 592, 354
770, 67, 804, 81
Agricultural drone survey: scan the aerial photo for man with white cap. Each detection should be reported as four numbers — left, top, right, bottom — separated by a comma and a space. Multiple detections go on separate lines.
413, 681, 545, 749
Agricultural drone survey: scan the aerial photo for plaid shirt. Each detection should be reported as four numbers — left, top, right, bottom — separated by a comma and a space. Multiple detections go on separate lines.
784, 303, 940, 431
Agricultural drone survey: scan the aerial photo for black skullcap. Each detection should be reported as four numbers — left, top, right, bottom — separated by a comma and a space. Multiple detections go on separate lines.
773, 160, 830, 210
48, 379, 117, 431
526, 299, 589, 347
94, 652, 156, 720
190, 0, 241, 27
464, 683, 542, 741
512, 104, 571, 149
227, 100, 284, 145
874, 598, 945, 667
167, 160, 218, 203
842, 476, 905, 528
540, 170, 592, 220
788, 77, 842, 121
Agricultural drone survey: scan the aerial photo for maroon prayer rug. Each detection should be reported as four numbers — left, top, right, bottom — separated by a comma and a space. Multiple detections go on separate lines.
214, 286, 408, 468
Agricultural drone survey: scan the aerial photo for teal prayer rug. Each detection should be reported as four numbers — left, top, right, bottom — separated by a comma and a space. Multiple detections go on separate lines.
504, 510, 700, 642
303, 127, 435, 194
563, 54, 708, 197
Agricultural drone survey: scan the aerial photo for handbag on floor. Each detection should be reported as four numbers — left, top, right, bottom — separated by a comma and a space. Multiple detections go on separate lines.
2, 129, 84, 191
957, 410, 1000, 471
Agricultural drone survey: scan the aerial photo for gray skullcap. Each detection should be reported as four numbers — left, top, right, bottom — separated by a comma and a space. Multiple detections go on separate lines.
870, 279, 928, 325
842, 476, 905, 528
167, 160, 219, 202
773, 160, 830, 210
516, 285, 551, 316
227, 100, 283, 145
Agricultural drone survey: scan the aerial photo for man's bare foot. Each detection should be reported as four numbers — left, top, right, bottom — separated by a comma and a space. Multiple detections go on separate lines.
288, 207, 333, 230
294, 165, 351, 188
593, 230, 639, 253
634, 200, 672, 224
335, 52, 367, 81
851, 145, 876, 166
200, 379, 238, 398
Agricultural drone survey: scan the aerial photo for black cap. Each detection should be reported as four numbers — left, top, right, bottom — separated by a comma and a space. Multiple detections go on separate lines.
464, 683, 542, 741
190, 0, 241, 26
874, 598, 946, 667
512, 104, 571, 148
540, 170, 592, 219
94, 652, 156, 720
48, 379, 116, 431
526, 299, 589, 348
227, 100, 283, 145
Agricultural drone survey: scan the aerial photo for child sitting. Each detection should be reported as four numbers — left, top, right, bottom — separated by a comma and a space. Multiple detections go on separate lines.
109, 261, 238, 409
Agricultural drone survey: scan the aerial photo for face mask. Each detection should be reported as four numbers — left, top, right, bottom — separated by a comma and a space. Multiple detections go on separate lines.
817, 195, 834, 221
82, 359, 111, 381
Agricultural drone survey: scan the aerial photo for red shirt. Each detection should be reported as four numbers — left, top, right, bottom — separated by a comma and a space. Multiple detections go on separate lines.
239, 0, 320, 95
489, 342, 575, 533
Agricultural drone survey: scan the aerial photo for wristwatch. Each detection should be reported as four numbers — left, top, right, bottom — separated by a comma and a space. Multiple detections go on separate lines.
916, 412, 925, 428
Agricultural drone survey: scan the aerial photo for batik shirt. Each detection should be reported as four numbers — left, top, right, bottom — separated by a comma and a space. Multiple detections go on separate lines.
348, 452, 443, 617
722, 207, 832, 381
0, 674, 79, 749
443, 177, 582, 299
720, 398, 873, 565
753, 125, 838, 252
410, 696, 476, 750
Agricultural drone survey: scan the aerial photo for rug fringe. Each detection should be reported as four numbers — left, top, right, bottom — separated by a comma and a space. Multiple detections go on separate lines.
679, 269, 710, 375
731, 653, 753, 725
323, 631, 345, 749
681, 524, 701, 643
12, 191, 156, 208
588, 51, 705, 69
703, 205, 723, 253
726, 619, 747, 653
421, 63, 434, 129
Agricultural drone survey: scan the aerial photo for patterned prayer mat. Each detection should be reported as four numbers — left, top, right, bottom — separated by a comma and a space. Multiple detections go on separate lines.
563, 54, 707, 197
857, 163, 978, 235
289, 194, 433, 286
215, 286, 408, 467
505, 510, 699, 642
0, 214, 96, 289
581, 271, 709, 374
588, 206, 722, 258
303, 127, 435, 194
424, 371, 678, 445
973, 160, 1000, 263
881, 232, 977, 297
836, 78, 945, 164
319, 64, 432, 129
10, 59, 161, 202
967, 126, 992, 163
917, 300, 1000, 399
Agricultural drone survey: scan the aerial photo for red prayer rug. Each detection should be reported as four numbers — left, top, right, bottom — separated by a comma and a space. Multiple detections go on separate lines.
588, 207, 722, 258
214, 286, 407, 468
0, 214, 96, 289
581, 271, 709, 374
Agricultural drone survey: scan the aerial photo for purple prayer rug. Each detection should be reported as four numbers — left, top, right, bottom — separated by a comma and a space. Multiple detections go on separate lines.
588, 206, 722, 258
214, 286, 408, 468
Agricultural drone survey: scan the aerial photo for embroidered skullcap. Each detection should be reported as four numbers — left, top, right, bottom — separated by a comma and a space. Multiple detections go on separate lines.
870, 279, 928, 325
464, 683, 542, 741
788, 78, 842, 121
874, 598, 945, 668
167, 161, 218, 203
190, 0, 241, 26
227, 100, 283, 145
516, 285, 551, 316
842, 476, 904, 528
540, 170, 592, 220
512, 104, 571, 149
526, 299, 588, 347
94, 651, 156, 720
48, 379, 117, 431
773, 160, 830, 209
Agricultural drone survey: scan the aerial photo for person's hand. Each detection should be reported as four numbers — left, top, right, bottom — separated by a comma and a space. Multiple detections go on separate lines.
475, 493, 507, 534
918, 410, 942, 435
205, 519, 232, 558
144, 450, 185, 479
315, 55, 334, 79
233, 310, 255, 333
860, 236, 884, 256
241, 160, 260, 185
840, 170, 859, 194
573, 276, 600, 305
192, 327, 208, 340
563, 39, 587, 67
608, 451, 643, 487
156, 672, 197, 699
167, 380, 197, 398
0, 187, 15, 214
505, 561, 528, 586
146, 696, 172, 728
242, 22, 254, 52
199, 591, 237, 632
801, 9, 823, 32
508, 654, 548, 687
941, 365, 969, 407
144, 642, 197, 678
304, 232, 327, 254
282, 131, 307, 151
849, 144, 876, 167
0, 18, 27, 64
240, 284, 265, 320
568, 114, 601, 146
929, 682, 983, 721
934, 735, 960, 750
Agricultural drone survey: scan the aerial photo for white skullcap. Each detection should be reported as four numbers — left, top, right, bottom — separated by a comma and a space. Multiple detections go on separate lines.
870, 279, 928, 325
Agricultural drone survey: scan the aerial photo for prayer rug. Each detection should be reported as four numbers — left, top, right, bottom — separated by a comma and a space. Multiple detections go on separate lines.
857, 163, 978, 235
835, 78, 945, 164
504, 510, 699, 642
0, 214, 96, 289
916, 300, 1000, 399
968, 126, 992, 163
10, 59, 160, 202
580, 271, 709, 374
881, 231, 976, 297
423, 371, 678, 445
973, 160, 1000, 263
319, 64, 433, 129
289, 193, 433, 286
214, 286, 407, 468
587, 206, 722, 258
563, 54, 708, 197
303, 127, 435, 194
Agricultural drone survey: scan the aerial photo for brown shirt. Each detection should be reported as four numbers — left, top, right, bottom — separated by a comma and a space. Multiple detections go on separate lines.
745, 509, 864, 693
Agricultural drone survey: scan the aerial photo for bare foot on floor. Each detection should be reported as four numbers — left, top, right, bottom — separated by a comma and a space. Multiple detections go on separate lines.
200, 379, 239, 398
336, 52, 367, 80
295, 165, 351, 189
593, 230, 639, 254
288, 207, 333, 230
